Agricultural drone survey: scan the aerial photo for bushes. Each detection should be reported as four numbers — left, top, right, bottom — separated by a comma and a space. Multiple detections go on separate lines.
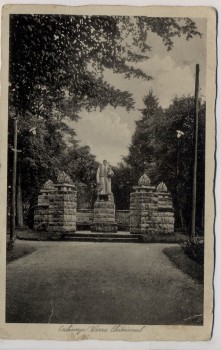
181, 237, 204, 267
7, 242, 37, 263
163, 246, 204, 283
141, 233, 181, 243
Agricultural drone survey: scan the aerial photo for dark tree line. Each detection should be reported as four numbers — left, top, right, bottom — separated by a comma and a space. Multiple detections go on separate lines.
112, 92, 205, 234
7, 14, 201, 228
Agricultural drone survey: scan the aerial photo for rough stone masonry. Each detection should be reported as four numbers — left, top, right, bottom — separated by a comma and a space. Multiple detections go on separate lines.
34, 171, 174, 236
130, 173, 174, 235
34, 172, 77, 237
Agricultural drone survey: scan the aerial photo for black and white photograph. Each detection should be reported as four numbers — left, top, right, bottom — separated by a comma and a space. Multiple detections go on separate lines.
0, 4, 216, 342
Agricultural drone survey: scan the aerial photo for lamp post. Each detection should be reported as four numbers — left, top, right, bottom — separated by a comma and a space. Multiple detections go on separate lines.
176, 130, 184, 177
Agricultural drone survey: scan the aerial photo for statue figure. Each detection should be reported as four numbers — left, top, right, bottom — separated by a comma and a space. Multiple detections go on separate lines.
96, 160, 114, 201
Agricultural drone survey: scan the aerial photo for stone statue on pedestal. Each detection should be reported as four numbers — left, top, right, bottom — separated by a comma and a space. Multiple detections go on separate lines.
91, 159, 117, 232
96, 160, 114, 201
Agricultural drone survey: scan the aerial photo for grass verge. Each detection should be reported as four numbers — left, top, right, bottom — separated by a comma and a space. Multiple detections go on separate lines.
7, 242, 37, 264
163, 246, 204, 283
141, 233, 186, 243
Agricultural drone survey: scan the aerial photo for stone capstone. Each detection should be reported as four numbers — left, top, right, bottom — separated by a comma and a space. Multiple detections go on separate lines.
138, 173, 151, 186
57, 171, 73, 185
156, 181, 168, 192
43, 179, 55, 190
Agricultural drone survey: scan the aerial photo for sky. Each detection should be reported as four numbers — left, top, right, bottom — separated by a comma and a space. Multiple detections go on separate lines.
71, 18, 207, 165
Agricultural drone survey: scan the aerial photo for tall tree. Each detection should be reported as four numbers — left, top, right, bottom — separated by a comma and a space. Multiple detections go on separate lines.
112, 163, 135, 210
60, 144, 98, 208
161, 96, 205, 232
124, 94, 205, 233
125, 90, 164, 181
9, 15, 201, 119
8, 15, 201, 227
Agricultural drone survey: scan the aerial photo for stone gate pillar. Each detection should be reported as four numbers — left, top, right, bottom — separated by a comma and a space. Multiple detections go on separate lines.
156, 182, 174, 234
48, 172, 77, 236
130, 173, 157, 234
34, 180, 55, 231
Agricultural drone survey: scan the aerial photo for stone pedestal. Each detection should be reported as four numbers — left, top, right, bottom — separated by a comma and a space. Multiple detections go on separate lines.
48, 183, 77, 235
91, 198, 118, 233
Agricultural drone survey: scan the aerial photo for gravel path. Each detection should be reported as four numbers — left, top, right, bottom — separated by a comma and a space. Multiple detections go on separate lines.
6, 240, 203, 324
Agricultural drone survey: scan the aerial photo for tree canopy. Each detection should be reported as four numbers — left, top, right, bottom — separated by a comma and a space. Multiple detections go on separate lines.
10, 15, 200, 118
113, 92, 205, 233
8, 14, 202, 227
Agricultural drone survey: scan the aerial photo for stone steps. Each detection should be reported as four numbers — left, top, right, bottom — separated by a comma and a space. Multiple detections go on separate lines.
63, 232, 141, 243
64, 237, 140, 243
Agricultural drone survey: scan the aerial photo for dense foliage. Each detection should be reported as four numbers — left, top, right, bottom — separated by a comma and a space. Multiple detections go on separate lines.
181, 238, 204, 266
10, 15, 200, 117
113, 92, 205, 234
8, 14, 201, 227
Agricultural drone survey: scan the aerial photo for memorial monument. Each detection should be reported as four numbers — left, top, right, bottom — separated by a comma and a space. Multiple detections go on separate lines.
96, 160, 113, 201
91, 160, 118, 232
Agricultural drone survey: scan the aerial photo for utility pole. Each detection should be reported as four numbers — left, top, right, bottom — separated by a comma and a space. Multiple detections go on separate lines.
191, 64, 200, 237
17, 163, 24, 228
10, 117, 18, 244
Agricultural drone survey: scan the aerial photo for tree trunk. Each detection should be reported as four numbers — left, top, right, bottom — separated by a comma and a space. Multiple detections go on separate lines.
10, 118, 18, 242
179, 208, 186, 233
17, 165, 23, 228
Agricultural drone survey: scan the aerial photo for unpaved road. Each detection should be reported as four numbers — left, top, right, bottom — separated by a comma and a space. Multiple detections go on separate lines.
6, 241, 203, 324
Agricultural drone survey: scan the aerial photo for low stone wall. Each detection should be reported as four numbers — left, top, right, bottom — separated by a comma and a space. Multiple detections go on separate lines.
35, 204, 130, 232
115, 210, 130, 230
76, 209, 94, 230
76, 209, 130, 230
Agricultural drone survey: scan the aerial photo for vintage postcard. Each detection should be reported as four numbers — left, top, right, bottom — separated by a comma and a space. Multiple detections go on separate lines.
0, 4, 216, 342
